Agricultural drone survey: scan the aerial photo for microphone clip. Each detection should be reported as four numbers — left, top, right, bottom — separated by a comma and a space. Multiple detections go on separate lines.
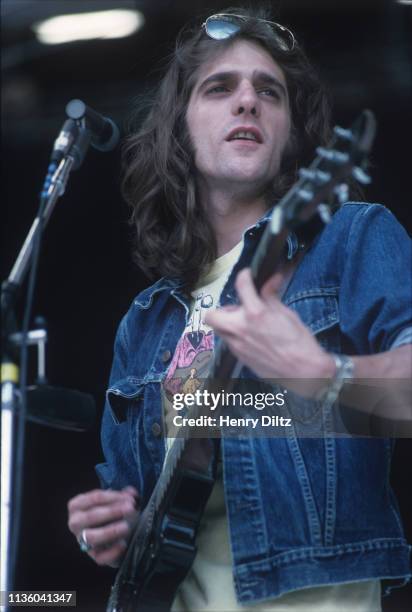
65, 98, 120, 153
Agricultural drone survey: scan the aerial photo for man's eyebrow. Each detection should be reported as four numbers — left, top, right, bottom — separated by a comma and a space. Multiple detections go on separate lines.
254, 71, 287, 97
197, 71, 236, 92
197, 70, 287, 97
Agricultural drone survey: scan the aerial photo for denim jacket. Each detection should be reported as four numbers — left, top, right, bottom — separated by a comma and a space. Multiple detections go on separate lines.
96, 203, 412, 602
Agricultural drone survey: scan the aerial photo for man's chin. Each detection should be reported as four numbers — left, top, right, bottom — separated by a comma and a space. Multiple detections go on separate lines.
225, 156, 278, 181
224, 168, 274, 186
216, 174, 272, 200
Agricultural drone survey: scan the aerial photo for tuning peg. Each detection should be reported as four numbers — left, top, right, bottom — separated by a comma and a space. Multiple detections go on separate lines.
334, 183, 349, 204
333, 126, 354, 141
352, 166, 371, 184
316, 147, 350, 165
317, 204, 332, 223
298, 168, 331, 184
297, 188, 314, 202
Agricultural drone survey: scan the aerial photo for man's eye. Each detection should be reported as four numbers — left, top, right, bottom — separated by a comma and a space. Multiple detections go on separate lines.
259, 88, 280, 99
206, 85, 229, 94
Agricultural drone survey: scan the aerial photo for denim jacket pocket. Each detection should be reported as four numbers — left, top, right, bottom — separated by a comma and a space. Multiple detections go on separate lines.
285, 288, 341, 352
106, 377, 165, 487
106, 377, 145, 425
104, 377, 147, 486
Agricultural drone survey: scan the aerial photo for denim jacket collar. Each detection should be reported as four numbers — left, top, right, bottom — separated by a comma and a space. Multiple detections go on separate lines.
134, 209, 274, 310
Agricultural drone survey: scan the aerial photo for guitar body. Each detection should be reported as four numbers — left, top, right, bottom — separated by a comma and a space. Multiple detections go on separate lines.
107, 440, 218, 612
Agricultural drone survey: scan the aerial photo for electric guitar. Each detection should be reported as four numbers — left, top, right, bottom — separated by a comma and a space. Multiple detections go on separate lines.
106, 110, 376, 612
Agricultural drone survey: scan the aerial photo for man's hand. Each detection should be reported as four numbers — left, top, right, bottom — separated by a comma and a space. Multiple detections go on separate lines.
204, 267, 335, 391
67, 486, 139, 567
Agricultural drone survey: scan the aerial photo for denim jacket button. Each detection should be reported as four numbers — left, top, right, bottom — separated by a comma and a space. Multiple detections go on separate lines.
151, 422, 162, 437
161, 350, 172, 363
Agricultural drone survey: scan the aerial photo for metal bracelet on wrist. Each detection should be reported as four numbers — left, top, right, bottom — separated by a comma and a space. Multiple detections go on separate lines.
319, 353, 354, 405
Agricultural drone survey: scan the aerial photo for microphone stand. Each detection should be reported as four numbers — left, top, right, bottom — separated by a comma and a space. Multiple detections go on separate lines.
0, 116, 103, 611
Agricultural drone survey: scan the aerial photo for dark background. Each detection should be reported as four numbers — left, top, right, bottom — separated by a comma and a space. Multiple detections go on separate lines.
2, 1, 411, 610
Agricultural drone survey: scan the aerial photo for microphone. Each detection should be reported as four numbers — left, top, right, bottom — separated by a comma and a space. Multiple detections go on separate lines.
65, 99, 120, 152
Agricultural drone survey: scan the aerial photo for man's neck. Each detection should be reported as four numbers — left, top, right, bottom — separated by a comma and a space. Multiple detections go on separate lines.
200, 186, 267, 256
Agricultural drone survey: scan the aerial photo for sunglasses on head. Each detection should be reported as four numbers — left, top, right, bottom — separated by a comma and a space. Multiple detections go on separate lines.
202, 13, 296, 52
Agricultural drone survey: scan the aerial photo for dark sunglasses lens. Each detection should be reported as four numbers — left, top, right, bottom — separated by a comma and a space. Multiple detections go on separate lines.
205, 17, 240, 40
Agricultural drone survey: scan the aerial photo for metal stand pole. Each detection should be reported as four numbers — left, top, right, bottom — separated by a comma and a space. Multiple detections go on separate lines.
0, 155, 75, 611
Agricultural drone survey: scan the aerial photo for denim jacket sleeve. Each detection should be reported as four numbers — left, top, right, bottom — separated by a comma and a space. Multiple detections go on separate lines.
95, 313, 141, 490
337, 204, 412, 354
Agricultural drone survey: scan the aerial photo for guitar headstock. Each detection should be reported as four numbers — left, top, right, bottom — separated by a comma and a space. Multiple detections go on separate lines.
271, 109, 377, 233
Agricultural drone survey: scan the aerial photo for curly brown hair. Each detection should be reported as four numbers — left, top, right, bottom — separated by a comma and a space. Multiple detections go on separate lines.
122, 6, 332, 289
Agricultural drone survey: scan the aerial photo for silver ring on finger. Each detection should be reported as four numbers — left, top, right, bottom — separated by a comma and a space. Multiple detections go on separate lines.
78, 528, 93, 553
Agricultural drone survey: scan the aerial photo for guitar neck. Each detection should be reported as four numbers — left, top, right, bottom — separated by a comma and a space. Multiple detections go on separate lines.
209, 220, 290, 382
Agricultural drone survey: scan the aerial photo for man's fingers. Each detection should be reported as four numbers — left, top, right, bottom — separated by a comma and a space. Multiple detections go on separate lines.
67, 487, 139, 541
122, 486, 139, 497
68, 499, 137, 535
235, 268, 284, 313
90, 540, 128, 567
68, 488, 137, 514
205, 268, 263, 331
205, 268, 275, 333
204, 307, 240, 333
83, 519, 133, 550
260, 272, 285, 301
67, 487, 140, 569
234, 268, 263, 314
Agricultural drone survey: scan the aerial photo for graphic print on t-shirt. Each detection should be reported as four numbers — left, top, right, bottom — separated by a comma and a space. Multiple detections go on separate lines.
162, 239, 244, 440
163, 291, 215, 405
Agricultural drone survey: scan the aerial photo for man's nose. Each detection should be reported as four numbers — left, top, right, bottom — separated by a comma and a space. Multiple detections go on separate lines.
232, 81, 261, 117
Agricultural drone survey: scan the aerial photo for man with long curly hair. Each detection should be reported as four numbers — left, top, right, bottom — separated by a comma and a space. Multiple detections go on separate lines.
68, 7, 411, 611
